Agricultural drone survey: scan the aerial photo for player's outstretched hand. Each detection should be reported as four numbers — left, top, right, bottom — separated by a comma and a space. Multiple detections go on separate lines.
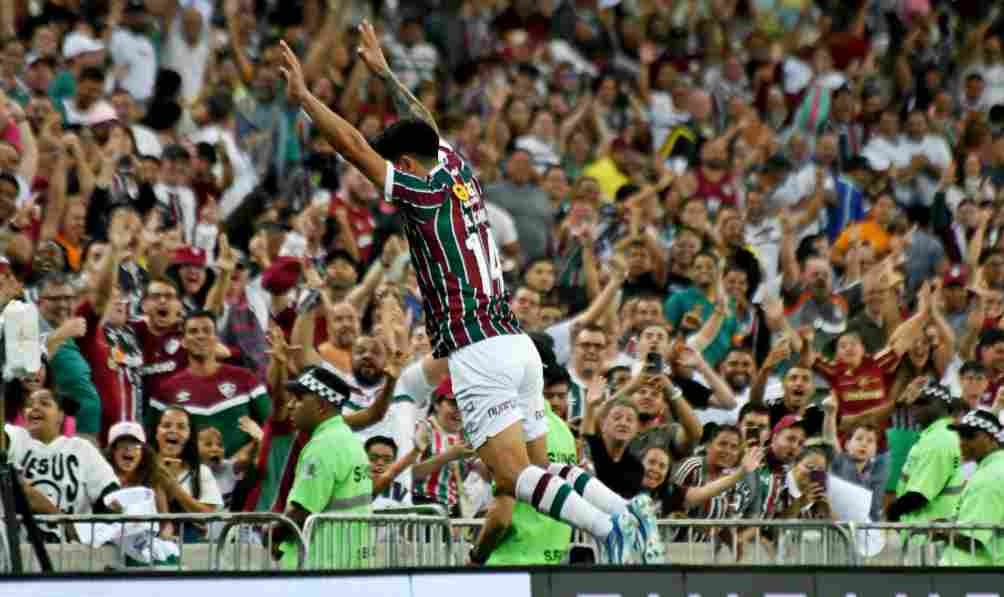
278, 41, 307, 104
357, 20, 391, 78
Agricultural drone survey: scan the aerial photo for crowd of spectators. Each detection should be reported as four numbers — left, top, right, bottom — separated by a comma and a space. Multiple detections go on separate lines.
2, 0, 1004, 566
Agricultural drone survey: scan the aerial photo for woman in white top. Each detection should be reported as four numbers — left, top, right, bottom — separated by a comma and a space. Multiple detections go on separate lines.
152, 406, 223, 540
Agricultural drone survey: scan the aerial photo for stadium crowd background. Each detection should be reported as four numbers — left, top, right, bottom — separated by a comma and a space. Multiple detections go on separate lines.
1, 0, 1004, 568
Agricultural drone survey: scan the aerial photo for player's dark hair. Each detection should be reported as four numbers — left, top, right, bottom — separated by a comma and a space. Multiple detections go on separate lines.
371, 119, 439, 165
365, 435, 399, 458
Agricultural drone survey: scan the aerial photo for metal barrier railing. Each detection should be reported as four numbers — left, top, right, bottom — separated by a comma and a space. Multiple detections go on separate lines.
844, 522, 1004, 566
8, 514, 1004, 572
300, 513, 452, 570
8, 513, 306, 573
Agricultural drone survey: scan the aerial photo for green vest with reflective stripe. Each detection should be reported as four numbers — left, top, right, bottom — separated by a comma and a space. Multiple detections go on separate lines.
488, 406, 576, 565
281, 416, 373, 570
898, 418, 966, 534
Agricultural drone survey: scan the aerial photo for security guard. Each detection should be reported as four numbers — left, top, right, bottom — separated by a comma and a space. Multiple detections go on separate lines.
888, 385, 966, 534
940, 410, 1004, 566
274, 366, 373, 570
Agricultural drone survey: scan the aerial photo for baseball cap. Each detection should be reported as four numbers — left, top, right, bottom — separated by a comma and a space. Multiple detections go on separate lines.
771, 414, 806, 437
433, 378, 455, 401
62, 31, 105, 60
108, 421, 147, 445
943, 264, 969, 287
949, 410, 1004, 443
286, 365, 353, 405
261, 256, 302, 295
83, 103, 119, 127
171, 246, 208, 268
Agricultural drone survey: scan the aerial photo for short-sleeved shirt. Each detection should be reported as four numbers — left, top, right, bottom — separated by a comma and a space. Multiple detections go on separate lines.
131, 319, 187, 405
280, 416, 373, 570
151, 364, 271, 457
897, 417, 966, 526
584, 434, 644, 499
814, 350, 900, 450
663, 286, 739, 367
383, 143, 521, 357
488, 405, 576, 565
674, 455, 756, 524
6, 424, 119, 539
941, 450, 1004, 566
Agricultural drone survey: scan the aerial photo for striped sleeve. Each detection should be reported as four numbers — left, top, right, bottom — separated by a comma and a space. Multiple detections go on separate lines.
672, 457, 702, 487
383, 161, 445, 209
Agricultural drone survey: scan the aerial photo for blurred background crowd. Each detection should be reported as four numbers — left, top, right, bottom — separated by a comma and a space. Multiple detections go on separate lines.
1, 0, 1004, 561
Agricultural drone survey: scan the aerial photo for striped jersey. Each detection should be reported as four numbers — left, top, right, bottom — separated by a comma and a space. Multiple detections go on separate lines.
150, 364, 271, 456
382, 143, 521, 357
673, 456, 755, 529
413, 419, 464, 507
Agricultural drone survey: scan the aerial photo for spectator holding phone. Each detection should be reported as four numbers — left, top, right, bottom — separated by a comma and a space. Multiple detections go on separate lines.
779, 445, 834, 520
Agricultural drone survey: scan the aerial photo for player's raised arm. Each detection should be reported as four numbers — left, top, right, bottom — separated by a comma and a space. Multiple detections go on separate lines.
356, 20, 440, 135
278, 41, 388, 189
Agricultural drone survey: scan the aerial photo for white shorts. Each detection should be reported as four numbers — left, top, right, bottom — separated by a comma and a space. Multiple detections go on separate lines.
448, 334, 548, 450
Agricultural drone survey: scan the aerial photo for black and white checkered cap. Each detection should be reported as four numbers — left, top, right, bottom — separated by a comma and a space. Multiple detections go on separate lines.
917, 383, 955, 405
950, 410, 1004, 443
286, 366, 353, 405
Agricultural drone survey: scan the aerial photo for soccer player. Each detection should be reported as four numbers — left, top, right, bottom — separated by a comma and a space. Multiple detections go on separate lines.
276, 26, 659, 564
482, 363, 579, 566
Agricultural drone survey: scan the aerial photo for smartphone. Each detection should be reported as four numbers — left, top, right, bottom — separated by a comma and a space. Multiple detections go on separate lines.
809, 469, 828, 490
645, 352, 663, 374
298, 288, 322, 314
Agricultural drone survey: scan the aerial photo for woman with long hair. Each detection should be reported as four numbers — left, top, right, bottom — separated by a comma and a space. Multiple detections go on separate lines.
150, 407, 223, 539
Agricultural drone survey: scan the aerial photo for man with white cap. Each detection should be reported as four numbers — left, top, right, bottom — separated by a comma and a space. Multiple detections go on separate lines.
939, 410, 1004, 566
53, 32, 107, 123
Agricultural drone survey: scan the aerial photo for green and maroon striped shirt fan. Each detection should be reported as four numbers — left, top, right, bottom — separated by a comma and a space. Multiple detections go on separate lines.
382, 143, 521, 357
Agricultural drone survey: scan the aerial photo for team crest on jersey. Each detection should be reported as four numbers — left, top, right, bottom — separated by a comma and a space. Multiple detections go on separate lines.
175, 391, 191, 403
165, 339, 180, 355
452, 182, 471, 204
218, 382, 237, 399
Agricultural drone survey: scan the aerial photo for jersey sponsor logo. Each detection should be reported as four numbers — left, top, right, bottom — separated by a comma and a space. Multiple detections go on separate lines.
218, 382, 237, 399
175, 391, 191, 403
140, 361, 177, 376
165, 338, 181, 355
486, 400, 517, 420
20, 451, 82, 513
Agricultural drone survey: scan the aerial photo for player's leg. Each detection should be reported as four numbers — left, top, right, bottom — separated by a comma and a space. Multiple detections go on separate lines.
518, 340, 660, 563
449, 336, 635, 560
470, 493, 515, 564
